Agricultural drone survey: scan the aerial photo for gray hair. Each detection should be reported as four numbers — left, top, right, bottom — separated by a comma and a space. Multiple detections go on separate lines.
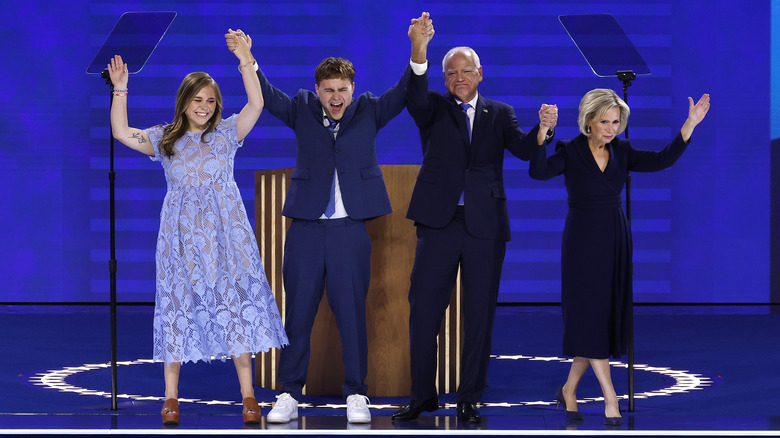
577, 88, 630, 136
442, 46, 481, 73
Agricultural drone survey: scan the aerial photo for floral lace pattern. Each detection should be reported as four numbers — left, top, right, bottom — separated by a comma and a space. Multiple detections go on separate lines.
146, 114, 288, 364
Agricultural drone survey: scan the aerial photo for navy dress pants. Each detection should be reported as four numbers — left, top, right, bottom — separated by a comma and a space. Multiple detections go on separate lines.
278, 217, 372, 399
408, 208, 506, 403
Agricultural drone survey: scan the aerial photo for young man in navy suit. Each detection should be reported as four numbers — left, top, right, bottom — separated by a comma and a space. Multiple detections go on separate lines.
392, 13, 558, 423
230, 35, 412, 424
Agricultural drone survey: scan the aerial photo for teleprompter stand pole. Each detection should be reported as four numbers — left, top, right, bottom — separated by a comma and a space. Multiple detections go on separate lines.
617, 69, 637, 413
101, 69, 119, 411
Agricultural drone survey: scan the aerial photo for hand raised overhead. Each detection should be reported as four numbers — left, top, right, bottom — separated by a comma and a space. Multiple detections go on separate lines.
225, 28, 253, 62
409, 12, 434, 45
539, 104, 558, 130
107, 55, 129, 89
409, 12, 434, 64
687, 93, 710, 127
680, 93, 711, 142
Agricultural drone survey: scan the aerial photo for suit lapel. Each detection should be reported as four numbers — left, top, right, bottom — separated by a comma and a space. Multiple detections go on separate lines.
444, 92, 470, 150
337, 98, 357, 128
469, 94, 491, 160
309, 97, 324, 122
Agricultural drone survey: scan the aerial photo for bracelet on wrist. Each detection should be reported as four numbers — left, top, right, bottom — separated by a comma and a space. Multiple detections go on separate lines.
113, 89, 128, 93
113, 92, 128, 97
239, 59, 255, 69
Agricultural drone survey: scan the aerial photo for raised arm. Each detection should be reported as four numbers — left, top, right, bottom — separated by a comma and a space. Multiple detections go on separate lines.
365, 14, 433, 128
227, 29, 298, 128
225, 29, 263, 142
680, 93, 710, 142
406, 12, 435, 127
409, 12, 434, 65
107, 55, 154, 156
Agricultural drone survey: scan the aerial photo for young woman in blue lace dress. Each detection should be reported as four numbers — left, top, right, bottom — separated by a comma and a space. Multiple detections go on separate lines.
107, 29, 287, 425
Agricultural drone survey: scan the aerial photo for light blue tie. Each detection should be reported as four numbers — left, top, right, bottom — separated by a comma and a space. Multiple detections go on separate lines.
324, 117, 338, 218
459, 103, 472, 139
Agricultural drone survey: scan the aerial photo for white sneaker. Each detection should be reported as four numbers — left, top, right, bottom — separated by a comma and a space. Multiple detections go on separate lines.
346, 394, 371, 424
266, 393, 298, 423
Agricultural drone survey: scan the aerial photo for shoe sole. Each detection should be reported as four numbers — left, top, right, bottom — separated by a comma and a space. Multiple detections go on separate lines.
267, 416, 298, 423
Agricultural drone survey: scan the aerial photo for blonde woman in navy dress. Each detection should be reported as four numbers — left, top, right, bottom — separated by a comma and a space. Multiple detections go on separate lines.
529, 89, 710, 425
107, 30, 288, 425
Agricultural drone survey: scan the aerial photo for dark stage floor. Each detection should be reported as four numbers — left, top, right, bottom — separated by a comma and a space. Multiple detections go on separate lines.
1, 304, 779, 436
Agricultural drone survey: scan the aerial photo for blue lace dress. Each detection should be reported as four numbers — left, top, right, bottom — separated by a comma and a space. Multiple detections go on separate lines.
145, 114, 288, 364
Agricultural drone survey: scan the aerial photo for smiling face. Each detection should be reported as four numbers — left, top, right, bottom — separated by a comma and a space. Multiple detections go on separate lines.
443, 50, 483, 103
184, 85, 217, 132
587, 106, 621, 147
315, 78, 354, 121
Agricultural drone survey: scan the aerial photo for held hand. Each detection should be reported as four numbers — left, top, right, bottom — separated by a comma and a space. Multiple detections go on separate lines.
107, 55, 129, 88
226, 28, 253, 63
538, 104, 558, 130
687, 93, 710, 127
225, 29, 239, 50
408, 12, 434, 48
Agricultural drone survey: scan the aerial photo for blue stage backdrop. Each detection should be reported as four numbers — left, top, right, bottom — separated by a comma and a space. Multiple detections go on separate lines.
0, 1, 770, 303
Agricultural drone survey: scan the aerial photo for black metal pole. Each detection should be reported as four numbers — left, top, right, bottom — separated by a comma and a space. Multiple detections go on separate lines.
618, 70, 636, 413
103, 69, 119, 411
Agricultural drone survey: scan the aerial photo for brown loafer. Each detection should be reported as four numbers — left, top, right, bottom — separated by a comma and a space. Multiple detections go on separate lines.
161, 398, 180, 425
242, 397, 261, 424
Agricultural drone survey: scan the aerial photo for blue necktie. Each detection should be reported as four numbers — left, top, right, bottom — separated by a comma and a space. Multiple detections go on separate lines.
325, 117, 338, 139
458, 103, 472, 205
324, 117, 338, 218
460, 103, 472, 139
324, 177, 336, 218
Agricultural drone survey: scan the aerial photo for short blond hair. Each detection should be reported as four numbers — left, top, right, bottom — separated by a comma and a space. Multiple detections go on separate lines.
578, 88, 630, 137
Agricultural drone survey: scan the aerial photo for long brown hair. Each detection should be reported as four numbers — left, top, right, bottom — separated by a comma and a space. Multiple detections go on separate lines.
160, 72, 223, 157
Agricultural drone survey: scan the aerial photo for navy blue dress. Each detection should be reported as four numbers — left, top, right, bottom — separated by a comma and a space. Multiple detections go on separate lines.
529, 133, 689, 359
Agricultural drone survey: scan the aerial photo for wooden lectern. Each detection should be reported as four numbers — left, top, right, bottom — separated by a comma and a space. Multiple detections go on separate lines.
254, 165, 463, 397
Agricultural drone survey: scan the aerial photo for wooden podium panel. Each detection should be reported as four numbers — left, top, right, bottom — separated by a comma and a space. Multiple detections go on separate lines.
254, 165, 463, 397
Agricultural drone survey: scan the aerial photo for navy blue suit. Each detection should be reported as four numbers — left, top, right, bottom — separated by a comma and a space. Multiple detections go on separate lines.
257, 65, 410, 398
405, 65, 547, 403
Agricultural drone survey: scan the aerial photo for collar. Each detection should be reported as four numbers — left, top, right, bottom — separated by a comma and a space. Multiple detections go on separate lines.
322, 109, 337, 127
454, 92, 479, 109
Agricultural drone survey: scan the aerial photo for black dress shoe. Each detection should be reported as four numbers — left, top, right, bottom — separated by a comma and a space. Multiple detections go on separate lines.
392, 397, 439, 421
555, 385, 584, 421
457, 401, 481, 423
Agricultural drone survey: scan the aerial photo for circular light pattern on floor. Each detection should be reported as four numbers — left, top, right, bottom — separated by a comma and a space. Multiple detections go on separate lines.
28, 355, 712, 410
487, 354, 713, 408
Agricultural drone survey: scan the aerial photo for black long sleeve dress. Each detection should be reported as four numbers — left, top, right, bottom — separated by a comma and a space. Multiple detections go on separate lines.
529, 133, 689, 358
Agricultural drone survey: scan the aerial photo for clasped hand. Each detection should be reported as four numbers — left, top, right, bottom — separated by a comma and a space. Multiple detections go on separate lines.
409, 12, 434, 44
539, 104, 558, 130
225, 28, 253, 63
